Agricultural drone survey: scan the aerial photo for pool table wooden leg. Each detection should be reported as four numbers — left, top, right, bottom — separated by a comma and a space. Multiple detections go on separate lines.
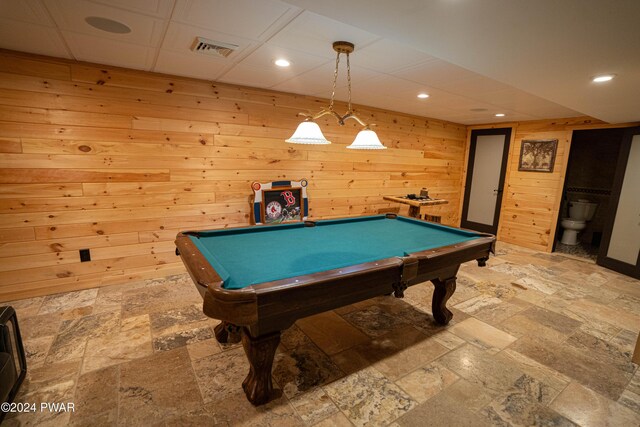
431, 277, 456, 325
241, 329, 281, 405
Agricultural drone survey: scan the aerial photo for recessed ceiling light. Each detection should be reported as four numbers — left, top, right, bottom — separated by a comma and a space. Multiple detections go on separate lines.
495, 113, 506, 117
85, 16, 131, 34
592, 74, 615, 83
274, 59, 291, 67
417, 93, 429, 99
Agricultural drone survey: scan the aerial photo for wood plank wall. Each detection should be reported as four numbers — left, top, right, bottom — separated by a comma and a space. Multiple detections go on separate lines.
467, 118, 637, 253
0, 50, 467, 301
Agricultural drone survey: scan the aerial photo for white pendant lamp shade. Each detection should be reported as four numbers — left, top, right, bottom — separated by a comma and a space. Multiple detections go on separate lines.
285, 42, 387, 150
286, 121, 331, 145
346, 128, 387, 150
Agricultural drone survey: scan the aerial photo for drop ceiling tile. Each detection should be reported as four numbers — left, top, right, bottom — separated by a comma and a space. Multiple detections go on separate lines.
458, 112, 536, 125
62, 31, 156, 69
44, 0, 166, 45
172, 0, 296, 40
90, 0, 174, 18
434, 76, 512, 97
475, 88, 533, 107
275, 62, 380, 98
355, 39, 437, 74
239, 43, 327, 70
0, 0, 55, 25
0, 18, 71, 58
268, 11, 380, 59
393, 59, 480, 86
354, 96, 460, 121
518, 104, 581, 119
218, 63, 300, 88
349, 74, 430, 99
477, 89, 581, 118
154, 50, 229, 81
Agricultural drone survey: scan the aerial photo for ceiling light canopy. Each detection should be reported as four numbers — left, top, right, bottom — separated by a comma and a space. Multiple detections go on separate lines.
286, 41, 386, 150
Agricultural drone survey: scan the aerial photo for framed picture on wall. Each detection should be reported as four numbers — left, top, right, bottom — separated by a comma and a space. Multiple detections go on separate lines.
518, 139, 558, 172
251, 179, 309, 225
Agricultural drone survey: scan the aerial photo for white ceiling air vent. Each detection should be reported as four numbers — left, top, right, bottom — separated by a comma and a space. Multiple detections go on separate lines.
190, 37, 238, 58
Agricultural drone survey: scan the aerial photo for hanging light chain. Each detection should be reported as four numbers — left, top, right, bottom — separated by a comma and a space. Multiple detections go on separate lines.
346, 52, 352, 113
299, 42, 376, 129
329, 50, 341, 111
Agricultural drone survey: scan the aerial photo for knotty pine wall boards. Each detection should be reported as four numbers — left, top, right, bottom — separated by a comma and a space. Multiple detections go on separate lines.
0, 50, 466, 300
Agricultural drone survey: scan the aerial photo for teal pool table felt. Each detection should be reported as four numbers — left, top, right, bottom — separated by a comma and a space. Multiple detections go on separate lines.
188, 215, 482, 289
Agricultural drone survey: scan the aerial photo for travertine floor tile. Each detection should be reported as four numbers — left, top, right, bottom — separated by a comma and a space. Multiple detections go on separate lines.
565, 329, 636, 374
395, 384, 492, 427
310, 412, 352, 427
341, 304, 408, 338
324, 367, 416, 427
192, 347, 250, 403
70, 365, 119, 423
395, 362, 458, 403
499, 306, 581, 343
38, 289, 98, 315
449, 317, 517, 352
119, 347, 203, 425
510, 336, 632, 400
186, 337, 222, 361
46, 311, 120, 364
273, 342, 344, 399
4, 241, 640, 427
500, 349, 571, 392
149, 303, 210, 335
618, 389, 640, 414
550, 382, 640, 427
281, 323, 314, 350
8, 296, 44, 318
438, 344, 525, 397
289, 388, 339, 425
204, 390, 302, 426
82, 314, 152, 373
296, 311, 369, 355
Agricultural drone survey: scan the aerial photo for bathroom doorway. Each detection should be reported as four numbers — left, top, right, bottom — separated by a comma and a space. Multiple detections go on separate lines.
554, 128, 626, 260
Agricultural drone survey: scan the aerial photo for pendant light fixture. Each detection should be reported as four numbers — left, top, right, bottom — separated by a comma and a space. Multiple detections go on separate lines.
286, 41, 387, 150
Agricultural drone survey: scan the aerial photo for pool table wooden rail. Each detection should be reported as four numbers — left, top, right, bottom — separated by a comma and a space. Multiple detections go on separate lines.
176, 229, 494, 335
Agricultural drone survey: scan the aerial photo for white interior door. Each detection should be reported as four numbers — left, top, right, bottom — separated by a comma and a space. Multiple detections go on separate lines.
598, 128, 640, 278
461, 129, 511, 234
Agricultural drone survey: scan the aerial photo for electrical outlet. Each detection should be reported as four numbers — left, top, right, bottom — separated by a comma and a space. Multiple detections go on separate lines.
79, 249, 91, 262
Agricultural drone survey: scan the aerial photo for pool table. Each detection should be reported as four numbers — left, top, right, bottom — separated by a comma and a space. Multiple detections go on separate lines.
175, 214, 495, 405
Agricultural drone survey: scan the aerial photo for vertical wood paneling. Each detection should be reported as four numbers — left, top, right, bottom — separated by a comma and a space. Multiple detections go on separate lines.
0, 50, 468, 301
467, 118, 638, 252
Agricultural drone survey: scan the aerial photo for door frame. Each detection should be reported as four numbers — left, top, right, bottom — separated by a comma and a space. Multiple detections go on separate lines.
461, 128, 512, 235
597, 126, 640, 279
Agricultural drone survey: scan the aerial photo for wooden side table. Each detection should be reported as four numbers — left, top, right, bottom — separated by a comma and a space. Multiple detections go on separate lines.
383, 196, 449, 222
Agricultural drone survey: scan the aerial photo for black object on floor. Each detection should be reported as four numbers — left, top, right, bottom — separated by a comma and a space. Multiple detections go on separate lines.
0, 306, 27, 422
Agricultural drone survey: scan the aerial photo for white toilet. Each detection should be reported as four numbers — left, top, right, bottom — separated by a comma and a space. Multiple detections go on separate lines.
560, 199, 598, 245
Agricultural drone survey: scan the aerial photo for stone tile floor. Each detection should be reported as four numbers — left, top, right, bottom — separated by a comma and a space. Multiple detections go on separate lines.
3, 241, 640, 426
